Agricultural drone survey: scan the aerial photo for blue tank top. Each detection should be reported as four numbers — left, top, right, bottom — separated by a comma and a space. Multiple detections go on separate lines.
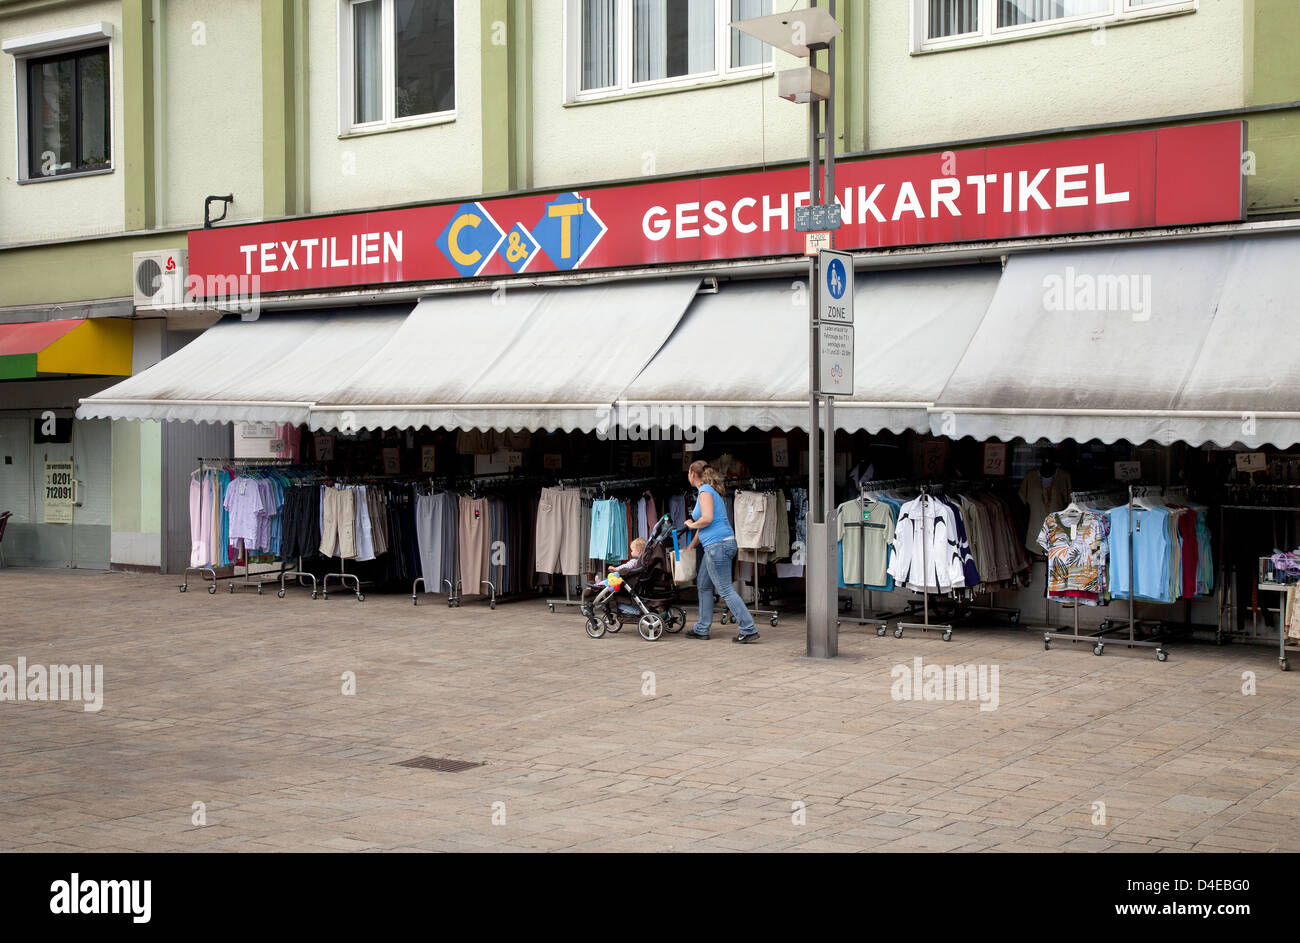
692, 484, 734, 547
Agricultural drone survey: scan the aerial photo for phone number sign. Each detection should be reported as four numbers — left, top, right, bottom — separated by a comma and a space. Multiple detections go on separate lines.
44, 461, 76, 524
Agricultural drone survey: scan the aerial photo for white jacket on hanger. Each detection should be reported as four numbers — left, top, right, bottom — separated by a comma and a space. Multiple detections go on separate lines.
887, 495, 966, 592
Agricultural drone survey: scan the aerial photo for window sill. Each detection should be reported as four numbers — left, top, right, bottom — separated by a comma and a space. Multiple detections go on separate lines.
913, 5, 1195, 55
17, 166, 113, 185
338, 112, 456, 139
565, 71, 772, 108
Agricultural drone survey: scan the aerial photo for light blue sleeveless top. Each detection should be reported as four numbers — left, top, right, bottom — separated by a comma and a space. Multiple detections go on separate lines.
692, 484, 734, 547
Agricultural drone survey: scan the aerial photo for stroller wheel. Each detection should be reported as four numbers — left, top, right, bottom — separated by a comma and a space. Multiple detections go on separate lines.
585, 617, 606, 639
664, 606, 685, 633
638, 613, 665, 641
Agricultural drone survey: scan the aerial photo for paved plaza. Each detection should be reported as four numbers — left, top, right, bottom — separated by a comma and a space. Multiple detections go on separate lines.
1, 568, 1297, 853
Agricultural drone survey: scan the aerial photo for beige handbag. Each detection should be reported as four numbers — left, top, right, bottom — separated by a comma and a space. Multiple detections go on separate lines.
671, 546, 697, 584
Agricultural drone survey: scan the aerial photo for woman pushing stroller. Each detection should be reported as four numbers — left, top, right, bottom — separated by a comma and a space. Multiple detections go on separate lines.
681, 460, 759, 643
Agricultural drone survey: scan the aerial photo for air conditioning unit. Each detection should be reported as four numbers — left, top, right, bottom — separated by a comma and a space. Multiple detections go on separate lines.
132, 249, 187, 310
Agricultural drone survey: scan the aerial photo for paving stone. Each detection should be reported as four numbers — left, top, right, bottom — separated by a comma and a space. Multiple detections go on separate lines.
1, 569, 1297, 852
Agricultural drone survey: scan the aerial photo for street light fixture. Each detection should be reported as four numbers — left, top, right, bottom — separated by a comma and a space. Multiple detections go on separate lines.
732, 2, 842, 659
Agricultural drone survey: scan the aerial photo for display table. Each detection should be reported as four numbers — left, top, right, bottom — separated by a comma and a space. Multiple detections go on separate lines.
1255, 580, 1293, 671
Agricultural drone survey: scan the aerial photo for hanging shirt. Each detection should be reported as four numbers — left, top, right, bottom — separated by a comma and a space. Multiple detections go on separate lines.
1106, 505, 1173, 602
1038, 508, 1110, 601
888, 496, 964, 592
223, 476, 266, 547
836, 498, 894, 588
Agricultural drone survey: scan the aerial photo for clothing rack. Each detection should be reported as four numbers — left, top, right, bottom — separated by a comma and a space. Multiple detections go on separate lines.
180, 458, 303, 594
1043, 483, 1173, 661
895, 488, 956, 642
545, 475, 671, 613
854, 477, 1022, 638
838, 480, 890, 635
727, 476, 787, 628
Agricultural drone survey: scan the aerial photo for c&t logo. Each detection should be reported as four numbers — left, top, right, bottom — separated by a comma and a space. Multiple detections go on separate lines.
435, 202, 506, 278
433, 192, 605, 276
533, 192, 606, 271
497, 222, 539, 274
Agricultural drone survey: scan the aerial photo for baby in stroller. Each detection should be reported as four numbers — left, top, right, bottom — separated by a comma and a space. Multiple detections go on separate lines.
581, 515, 688, 641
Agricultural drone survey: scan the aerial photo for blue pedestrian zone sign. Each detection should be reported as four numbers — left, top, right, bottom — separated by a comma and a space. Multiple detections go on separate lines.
533, 192, 607, 271
826, 257, 847, 299
818, 249, 853, 323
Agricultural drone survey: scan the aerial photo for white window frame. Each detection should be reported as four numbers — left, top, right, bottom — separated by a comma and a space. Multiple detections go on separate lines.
3, 23, 114, 183
911, 0, 1197, 53
337, 0, 457, 136
563, 0, 773, 104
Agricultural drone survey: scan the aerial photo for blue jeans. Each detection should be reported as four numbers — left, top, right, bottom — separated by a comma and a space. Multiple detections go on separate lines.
693, 539, 757, 636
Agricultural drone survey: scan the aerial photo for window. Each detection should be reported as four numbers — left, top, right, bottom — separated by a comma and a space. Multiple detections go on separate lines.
569, 0, 773, 101
918, 0, 1194, 49
342, 0, 454, 132
26, 47, 110, 178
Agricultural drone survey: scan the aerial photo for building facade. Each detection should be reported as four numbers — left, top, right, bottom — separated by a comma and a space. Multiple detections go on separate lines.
1, 0, 1298, 586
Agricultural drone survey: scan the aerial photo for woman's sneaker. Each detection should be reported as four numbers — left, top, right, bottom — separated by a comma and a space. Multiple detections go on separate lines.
733, 632, 760, 643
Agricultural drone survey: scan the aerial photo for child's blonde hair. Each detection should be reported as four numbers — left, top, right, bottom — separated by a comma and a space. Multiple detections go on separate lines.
629, 537, 647, 557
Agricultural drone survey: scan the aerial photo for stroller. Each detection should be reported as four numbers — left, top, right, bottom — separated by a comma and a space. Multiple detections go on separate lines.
582, 515, 689, 641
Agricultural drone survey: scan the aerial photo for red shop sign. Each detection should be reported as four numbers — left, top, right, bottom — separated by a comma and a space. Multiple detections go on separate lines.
188, 121, 1245, 295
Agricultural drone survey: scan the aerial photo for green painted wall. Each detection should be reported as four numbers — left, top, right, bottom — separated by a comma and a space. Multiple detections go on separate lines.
1244, 0, 1300, 214
0, 233, 184, 308
140, 420, 161, 532
262, 0, 304, 217
480, 0, 531, 193
122, 0, 156, 231
835, 0, 868, 155
110, 419, 141, 532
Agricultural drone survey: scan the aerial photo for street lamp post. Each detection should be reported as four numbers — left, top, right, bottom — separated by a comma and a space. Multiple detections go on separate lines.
732, 2, 841, 658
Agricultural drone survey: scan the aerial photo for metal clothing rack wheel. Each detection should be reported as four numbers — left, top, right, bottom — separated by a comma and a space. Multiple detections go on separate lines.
896, 492, 955, 642
322, 557, 365, 601
278, 556, 318, 599
180, 566, 220, 594
546, 577, 585, 613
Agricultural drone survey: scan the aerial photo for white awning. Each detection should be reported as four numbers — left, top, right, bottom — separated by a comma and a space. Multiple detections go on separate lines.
931, 235, 1300, 448
622, 266, 1001, 433
309, 277, 701, 432
76, 308, 409, 424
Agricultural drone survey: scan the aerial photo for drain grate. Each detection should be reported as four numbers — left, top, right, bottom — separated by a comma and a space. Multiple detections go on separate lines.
395, 756, 484, 773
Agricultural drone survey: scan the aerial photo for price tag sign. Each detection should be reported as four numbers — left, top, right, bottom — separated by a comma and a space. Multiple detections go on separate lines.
1114, 461, 1142, 481
631, 451, 651, 469
421, 446, 436, 473
543, 453, 562, 470
44, 460, 75, 524
314, 434, 335, 462
382, 448, 400, 475
771, 436, 789, 468
922, 441, 947, 478
1236, 452, 1267, 473
982, 442, 1007, 476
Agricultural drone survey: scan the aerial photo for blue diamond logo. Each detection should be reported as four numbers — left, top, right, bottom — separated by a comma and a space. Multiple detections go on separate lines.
435, 202, 505, 277
496, 222, 540, 274
533, 192, 606, 272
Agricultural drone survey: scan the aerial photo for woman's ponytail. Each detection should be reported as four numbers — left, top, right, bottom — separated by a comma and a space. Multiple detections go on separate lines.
689, 459, 726, 495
